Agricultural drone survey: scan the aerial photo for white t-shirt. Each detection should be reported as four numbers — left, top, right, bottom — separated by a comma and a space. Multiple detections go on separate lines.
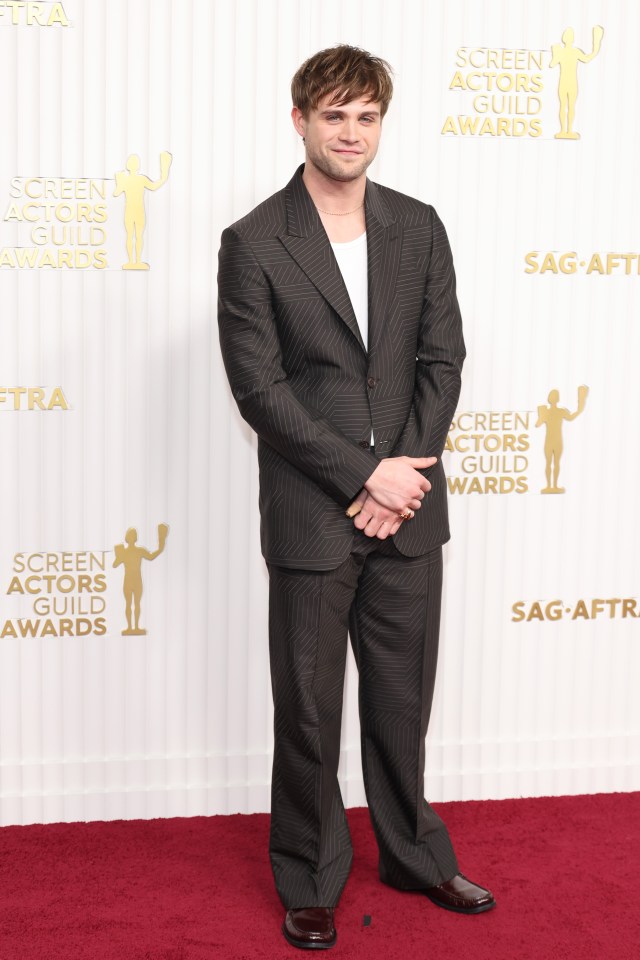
330, 231, 368, 349
331, 232, 373, 443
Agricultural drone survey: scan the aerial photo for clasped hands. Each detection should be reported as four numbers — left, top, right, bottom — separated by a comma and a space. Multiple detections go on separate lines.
348, 456, 437, 540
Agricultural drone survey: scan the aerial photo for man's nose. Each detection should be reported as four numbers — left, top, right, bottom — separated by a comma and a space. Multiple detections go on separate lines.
339, 119, 359, 141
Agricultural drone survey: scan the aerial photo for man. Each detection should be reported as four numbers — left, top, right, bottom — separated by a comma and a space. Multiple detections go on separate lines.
218, 44, 495, 951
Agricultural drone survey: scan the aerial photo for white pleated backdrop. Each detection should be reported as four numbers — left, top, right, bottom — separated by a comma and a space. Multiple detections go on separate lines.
0, 0, 638, 825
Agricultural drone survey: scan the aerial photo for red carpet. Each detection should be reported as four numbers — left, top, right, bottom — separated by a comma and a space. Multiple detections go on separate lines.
0, 792, 638, 960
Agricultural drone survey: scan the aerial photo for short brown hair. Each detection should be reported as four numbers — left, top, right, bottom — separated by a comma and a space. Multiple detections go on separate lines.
291, 44, 394, 119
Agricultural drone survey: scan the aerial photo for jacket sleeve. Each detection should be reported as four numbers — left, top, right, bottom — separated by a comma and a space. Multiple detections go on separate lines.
392, 207, 465, 460
217, 226, 378, 507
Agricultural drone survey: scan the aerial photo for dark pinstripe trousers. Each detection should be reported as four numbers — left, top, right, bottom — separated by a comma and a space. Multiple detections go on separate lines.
267, 533, 459, 909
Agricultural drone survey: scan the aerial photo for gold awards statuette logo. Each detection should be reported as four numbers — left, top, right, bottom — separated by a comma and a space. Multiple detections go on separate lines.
113, 523, 169, 635
0, 1, 70, 26
551, 26, 604, 139
114, 152, 172, 270
0, 151, 171, 271
0, 524, 169, 639
441, 25, 604, 140
536, 386, 587, 494
445, 386, 588, 495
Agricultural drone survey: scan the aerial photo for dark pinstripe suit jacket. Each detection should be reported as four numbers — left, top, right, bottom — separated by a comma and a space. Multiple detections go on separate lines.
218, 164, 465, 570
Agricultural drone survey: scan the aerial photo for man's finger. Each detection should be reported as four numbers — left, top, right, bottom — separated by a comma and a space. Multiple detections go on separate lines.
364, 517, 381, 538
404, 456, 438, 469
345, 488, 367, 517
354, 510, 372, 530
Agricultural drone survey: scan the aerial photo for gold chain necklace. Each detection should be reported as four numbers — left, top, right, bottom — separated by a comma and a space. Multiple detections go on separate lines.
315, 202, 364, 216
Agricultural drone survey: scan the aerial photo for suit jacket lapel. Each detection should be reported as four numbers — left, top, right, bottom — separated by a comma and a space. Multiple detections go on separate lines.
364, 178, 402, 360
278, 166, 403, 359
279, 166, 365, 352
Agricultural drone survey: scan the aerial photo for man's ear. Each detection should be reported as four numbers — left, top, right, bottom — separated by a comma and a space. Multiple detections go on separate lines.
291, 106, 306, 138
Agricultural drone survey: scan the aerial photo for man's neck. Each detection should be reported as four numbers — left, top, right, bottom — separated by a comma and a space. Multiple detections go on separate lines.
301, 162, 366, 215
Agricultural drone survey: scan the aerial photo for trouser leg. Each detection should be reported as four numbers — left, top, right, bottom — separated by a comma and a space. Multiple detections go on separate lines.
348, 543, 459, 889
267, 554, 363, 908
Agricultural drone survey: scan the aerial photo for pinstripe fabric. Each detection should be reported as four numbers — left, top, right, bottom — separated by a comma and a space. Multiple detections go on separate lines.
268, 536, 458, 908
217, 164, 465, 569
349, 544, 458, 891
218, 164, 464, 908
267, 554, 356, 908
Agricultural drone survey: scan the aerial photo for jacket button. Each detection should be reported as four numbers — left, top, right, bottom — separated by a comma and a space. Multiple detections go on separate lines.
358, 440, 369, 448
367, 377, 376, 388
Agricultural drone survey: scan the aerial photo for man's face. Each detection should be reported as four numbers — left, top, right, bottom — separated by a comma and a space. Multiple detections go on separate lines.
292, 92, 382, 183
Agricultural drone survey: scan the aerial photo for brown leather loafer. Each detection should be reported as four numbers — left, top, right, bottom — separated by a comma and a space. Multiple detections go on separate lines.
282, 907, 337, 950
424, 873, 496, 914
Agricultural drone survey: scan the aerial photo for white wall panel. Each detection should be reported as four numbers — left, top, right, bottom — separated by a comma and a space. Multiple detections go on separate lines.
0, 0, 637, 825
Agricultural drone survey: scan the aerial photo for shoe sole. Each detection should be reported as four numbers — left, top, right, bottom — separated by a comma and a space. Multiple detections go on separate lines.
282, 924, 337, 950
424, 894, 497, 915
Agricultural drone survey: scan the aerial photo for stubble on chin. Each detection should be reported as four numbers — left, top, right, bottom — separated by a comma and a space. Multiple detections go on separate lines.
308, 150, 372, 183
